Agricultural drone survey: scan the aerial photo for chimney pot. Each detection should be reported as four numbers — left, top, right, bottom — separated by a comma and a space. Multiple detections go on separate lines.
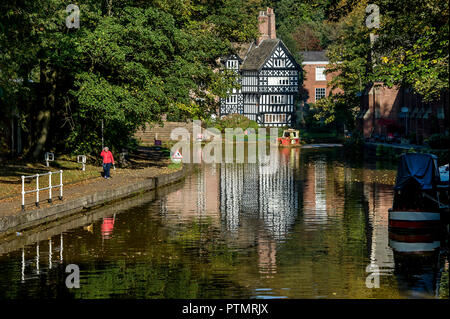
257, 7, 276, 45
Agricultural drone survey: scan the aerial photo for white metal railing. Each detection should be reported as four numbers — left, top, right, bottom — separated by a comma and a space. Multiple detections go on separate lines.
21, 170, 63, 211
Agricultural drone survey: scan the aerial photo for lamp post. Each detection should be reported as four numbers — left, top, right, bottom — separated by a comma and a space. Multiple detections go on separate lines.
401, 107, 409, 140
101, 119, 104, 149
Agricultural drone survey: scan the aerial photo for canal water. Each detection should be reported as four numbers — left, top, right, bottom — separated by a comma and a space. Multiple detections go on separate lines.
0, 147, 448, 299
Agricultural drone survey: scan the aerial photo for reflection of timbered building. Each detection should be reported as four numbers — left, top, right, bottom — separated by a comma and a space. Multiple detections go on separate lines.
220, 8, 301, 127
219, 150, 299, 240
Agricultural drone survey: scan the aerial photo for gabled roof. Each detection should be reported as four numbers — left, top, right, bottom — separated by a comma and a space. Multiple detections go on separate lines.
241, 39, 280, 71
226, 53, 243, 62
300, 51, 328, 62
231, 42, 253, 61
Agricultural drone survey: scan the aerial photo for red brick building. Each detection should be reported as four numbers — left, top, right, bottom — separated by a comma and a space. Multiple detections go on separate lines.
299, 51, 342, 106
357, 82, 449, 144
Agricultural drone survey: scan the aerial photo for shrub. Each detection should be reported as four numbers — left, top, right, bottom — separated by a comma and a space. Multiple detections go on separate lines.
214, 114, 259, 132
343, 130, 364, 155
426, 134, 450, 149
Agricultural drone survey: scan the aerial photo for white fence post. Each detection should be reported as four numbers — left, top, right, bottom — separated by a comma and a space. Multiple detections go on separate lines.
21, 176, 25, 211
35, 174, 39, 207
77, 155, 86, 171
59, 170, 63, 200
48, 171, 52, 203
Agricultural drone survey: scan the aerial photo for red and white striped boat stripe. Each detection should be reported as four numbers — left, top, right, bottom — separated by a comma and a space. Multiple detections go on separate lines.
388, 232, 438, 243
389, 219, 440, 229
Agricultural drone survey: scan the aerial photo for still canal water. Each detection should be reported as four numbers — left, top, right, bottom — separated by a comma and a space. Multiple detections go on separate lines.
0, 147, 448, 299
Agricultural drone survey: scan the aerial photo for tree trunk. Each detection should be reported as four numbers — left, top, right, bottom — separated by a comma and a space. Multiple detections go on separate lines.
30, 61, 57, 159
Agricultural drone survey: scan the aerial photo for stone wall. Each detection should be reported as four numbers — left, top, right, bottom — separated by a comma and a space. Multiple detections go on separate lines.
0, 166, 186, 235
134, 122, 194, 144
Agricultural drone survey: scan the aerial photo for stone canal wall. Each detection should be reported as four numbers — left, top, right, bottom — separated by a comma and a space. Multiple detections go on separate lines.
0, 166, 187, 236
0, 181, 185, 255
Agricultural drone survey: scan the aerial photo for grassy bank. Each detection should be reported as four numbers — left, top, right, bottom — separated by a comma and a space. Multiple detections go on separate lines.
0, 148, 177, 200
0, 157, 101, 199
301, 131, 344, 144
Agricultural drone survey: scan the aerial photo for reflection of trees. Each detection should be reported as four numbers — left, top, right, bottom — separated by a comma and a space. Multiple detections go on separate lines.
5, 148, 442, 298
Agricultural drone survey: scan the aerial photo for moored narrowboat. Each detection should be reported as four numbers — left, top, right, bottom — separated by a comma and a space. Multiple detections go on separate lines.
389, 229, 441, 254
277, 129, 301, 147
388, 153, 449, 230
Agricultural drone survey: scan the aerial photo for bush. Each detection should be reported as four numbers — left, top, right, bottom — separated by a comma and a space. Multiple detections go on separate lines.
343, 130, 364, 155
426, 134, 450, 149
214, 114, 259, 132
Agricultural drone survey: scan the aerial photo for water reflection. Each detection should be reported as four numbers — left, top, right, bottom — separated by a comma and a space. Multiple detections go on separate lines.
219, 148, 299, 241
389, 229, 445, 298
364, 183, 395, 276
257, 236, 277, 278
303, 157, 328, 225
101, 215, 116, 240
18, 234, 64, 283
0, 147, 448, 299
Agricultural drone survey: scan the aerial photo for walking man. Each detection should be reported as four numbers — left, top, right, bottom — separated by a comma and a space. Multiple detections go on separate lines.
100, 147, 115, 179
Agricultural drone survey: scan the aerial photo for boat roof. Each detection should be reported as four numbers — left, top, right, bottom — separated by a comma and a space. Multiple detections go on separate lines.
395, 153, 440, 190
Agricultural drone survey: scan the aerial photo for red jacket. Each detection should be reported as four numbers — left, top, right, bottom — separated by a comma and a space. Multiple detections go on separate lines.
100, 150, 115, 164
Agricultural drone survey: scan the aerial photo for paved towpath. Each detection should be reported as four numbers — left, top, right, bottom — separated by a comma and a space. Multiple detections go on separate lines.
0, 147, 177, 218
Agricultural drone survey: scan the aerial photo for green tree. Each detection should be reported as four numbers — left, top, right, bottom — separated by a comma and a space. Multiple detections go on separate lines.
0, 0, 262, 157
312, 1, 371, 128
371, 0, 449, 101
312, 0, 448, 129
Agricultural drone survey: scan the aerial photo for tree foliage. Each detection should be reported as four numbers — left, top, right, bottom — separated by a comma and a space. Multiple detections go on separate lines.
311, 1, 371, 128
312, 0, 448, 126
262, 0, 339, 60
371, 0, 449, 101
212, 113, 259, 132
0, 0, 262, 156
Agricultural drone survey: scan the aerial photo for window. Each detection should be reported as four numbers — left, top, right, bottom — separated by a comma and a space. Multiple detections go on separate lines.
315, 88, 326, 101
315, 67, 326, 81
226, 95, 238, 104
269, 95, 286, 104
274, 59, 286, 68
268, 77, 290, 85
226, 60, 238, 70
244, 94, 258, 103
265, 114, 286, 123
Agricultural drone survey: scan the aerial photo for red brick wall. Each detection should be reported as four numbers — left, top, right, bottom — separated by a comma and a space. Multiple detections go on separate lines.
301, 63, 342, 105
359, 83, 449, 142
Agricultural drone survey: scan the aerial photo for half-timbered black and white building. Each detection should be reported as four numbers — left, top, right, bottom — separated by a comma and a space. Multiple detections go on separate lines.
220, 37, 301, 127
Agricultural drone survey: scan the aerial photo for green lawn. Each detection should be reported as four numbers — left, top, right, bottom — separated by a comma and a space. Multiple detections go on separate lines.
0, 157, 103, 199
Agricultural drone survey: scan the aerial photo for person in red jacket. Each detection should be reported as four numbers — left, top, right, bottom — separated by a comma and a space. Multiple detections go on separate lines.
100, 147, 115, 179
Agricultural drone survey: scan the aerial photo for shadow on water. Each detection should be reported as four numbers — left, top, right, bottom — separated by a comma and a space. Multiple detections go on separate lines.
0, 147, 448, 299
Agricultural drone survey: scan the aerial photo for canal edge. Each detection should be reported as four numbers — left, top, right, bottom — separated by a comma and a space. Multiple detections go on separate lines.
0, 165, 188, 237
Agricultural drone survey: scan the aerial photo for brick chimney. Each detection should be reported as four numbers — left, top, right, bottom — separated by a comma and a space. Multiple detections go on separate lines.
257, 7, 276, 45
